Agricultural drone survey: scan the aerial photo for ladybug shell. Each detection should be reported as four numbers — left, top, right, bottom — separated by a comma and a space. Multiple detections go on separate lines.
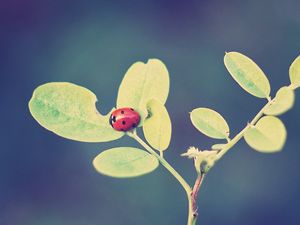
109, 107, 140, 131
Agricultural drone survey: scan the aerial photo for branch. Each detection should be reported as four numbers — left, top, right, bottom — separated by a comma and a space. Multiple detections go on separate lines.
214, 99, 272, 162
127, 130, 192, 195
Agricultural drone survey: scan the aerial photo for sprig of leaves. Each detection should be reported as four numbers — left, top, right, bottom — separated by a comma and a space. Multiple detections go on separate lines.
29, 59, 172, 178
189, 52, 300, 168
28, 52, 300, 225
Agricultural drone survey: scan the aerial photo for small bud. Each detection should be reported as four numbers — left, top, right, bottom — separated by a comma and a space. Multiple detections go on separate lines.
182, 146, 218, 174
181, 146, 200, 158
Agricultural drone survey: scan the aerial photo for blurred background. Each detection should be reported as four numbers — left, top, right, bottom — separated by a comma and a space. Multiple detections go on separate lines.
1, 0, 300, 225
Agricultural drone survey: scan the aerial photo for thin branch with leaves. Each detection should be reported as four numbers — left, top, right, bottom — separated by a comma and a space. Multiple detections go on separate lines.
29, 52, 300, 225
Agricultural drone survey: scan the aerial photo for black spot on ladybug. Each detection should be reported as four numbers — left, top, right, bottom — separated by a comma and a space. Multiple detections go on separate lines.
130, 108, 134, 111
112, 116, 116, 122
132, 123, 136, 128
121, 110, 124, 114
121, 128, 124, 131
122, 120, 126, 125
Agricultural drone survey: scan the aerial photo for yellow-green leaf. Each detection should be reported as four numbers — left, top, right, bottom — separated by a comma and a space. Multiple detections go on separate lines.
244, 116, 287, 153
143, 99, 172, 151
116, 59, 170, 123
29, 82, 123, 142
93, 147, 159, 178
224, 52, 271, 98
190, 108, 230, 139
211, 143, 226, 150
289, 55, 300, 89
264, 86, 295, 116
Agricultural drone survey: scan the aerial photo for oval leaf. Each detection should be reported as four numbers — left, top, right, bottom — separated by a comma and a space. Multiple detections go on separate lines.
190, 108, 230, 139
224, 52, 271, 98
116, 59, 170, 123
29, 82, 123, 142
143, 99, 172, 151
289, 55, 300, 89
93, 147, 159, 178
244, 116, 287, 153
264, 86, 295, 115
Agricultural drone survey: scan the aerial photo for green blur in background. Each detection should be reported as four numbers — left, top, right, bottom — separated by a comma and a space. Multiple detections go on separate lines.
1, 0, 300, 225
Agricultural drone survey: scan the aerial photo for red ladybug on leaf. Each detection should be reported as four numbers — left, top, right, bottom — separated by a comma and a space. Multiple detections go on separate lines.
109, 107, 140, 132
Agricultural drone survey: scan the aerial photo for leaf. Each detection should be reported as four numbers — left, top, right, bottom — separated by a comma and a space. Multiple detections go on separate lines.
93, 147, 159, 178
29, 82, 124, 142
289, 55, 300, 89
264, 86, 295, 116
224, 52, 271, 98
116, 59, 170, 123
211, 143, 226, 150
244, 116, 287, 153
190, 108, 230, 139
143, 99, 172, 151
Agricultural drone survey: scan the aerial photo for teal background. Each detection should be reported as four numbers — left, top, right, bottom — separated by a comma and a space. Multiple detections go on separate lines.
1, 0, 300, 225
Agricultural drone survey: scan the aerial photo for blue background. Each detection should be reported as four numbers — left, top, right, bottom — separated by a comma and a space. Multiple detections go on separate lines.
1, 0, 300, 225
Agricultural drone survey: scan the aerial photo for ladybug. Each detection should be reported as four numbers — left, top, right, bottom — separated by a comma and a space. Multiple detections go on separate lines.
109, 107, 140, 132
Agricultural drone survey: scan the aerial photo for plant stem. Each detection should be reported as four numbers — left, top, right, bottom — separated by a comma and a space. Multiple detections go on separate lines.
127, 98, 272, 225
127, 130, 196, 225
214, 99, 272, 162
187, 173, 205, 225
127, 130, 191, 195
192, 173, 205, 214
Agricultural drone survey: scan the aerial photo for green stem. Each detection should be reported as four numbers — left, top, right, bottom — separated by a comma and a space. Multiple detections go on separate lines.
127, 130, 195, 225
127, 98, 272, 225
215, 99, 272, 162
127, 130, 191, 194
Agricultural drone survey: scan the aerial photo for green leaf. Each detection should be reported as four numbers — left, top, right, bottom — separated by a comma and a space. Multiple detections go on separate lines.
211, 143, 226, 150
190, 108, 230, 139
224, 52, 271, 98
143, 99, 172, 151
93, 147, 159, 178
116, 59, 170, 123
264, 86, 295, 116
244, 116, 287, 153
289, 55, 300, 89
29, 82, 123, 142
